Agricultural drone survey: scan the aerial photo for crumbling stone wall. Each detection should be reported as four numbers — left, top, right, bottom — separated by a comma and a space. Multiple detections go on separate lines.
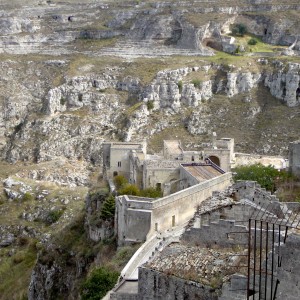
138, 267, 219, 300
289, 140, 300, 178
276, 233, 300, 299
182, 219, 248, 248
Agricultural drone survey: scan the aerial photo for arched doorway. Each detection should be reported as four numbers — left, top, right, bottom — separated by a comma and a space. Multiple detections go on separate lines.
208, 155, 220, 166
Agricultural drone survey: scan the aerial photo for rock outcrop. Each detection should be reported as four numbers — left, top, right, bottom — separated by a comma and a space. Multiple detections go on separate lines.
265, 63, 300, 107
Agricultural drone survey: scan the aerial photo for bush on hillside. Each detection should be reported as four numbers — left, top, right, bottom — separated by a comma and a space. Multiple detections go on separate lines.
248, 38, 258, 45
113, 175, 128, 190
231, 23, 247, 36
233, 163, 291, 193
46, 209, 65, 224
81, 267, 119, 300
192, 79, 202, 89
146, 100, 154, 110
177, 80, 183, 93
22, 192, 34, 202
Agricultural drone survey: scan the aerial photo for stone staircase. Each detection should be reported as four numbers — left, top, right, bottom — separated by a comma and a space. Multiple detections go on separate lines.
96, 39, 214, 58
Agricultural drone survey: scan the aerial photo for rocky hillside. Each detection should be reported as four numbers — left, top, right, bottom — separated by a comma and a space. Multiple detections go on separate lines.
0, 0, 299, 299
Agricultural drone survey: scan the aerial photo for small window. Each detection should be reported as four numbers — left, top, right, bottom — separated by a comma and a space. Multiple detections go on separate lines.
155, 223, 158, 231
156, 183, 161, 190
172, 215, 175, 227
117, 161, 121, 167
192, 156, 195, 162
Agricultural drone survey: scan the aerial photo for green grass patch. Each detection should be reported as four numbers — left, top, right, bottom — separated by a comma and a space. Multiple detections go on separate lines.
0, 239, 38, 300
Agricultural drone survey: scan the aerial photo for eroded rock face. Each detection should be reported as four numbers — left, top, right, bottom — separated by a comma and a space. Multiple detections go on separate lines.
265, 63, 300, 107
28, 245, 89, 300
0, 17, 39, 35
124, 104, 149, 142
1, 60, 299, 160
226, 72, 262, 97
187, 108, 212, 136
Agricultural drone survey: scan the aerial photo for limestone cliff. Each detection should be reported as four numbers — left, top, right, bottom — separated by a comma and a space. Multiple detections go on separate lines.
1, 60, 300, 166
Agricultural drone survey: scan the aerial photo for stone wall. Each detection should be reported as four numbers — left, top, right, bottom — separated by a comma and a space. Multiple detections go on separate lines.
179, 164, 200, 190
203, 148, 231, 172
138, 267, 219, 300
103, 142, 146, 179
115, 195, 152, 246
148, 173, 232, 237
182, 218, 248, 248
234, 181, 279, 205
233, 153, 287, 170
115, 173, 232, 245
143, 165, 179, 192
277, 233, 300, 300
289, 140, 300, 178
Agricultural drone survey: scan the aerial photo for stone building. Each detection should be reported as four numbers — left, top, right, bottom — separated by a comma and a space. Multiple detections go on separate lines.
102, 141, 147, 179
115, 164, 231, 246
107, 137, 298, 300
111, 181, 300, 300
289, 139, 300, 178
103, 136, 234, 195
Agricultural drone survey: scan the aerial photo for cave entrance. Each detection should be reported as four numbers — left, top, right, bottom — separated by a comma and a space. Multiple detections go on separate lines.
203, 38, 222, 51
208, 156, 220, 166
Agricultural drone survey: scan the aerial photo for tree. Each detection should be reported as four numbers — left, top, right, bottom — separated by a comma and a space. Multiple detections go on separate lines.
81, 267, 119, 300
231, 23, 247, 37
233, 163, 290, 193
113, 175, 128, 190
101, 194, 115, 220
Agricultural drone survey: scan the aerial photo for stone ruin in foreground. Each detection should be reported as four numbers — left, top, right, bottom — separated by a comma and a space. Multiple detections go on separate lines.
111, 181, 300, 300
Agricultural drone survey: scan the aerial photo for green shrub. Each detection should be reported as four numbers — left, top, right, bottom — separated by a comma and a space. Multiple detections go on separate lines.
146, 100, 154, 110
248, 38, 258, 45
81, 267, 119, 300
113, 175, 128, 190
12, 252, 26, 265
192, 79, 202, 89
46, 209, 64, 224
22, 192, 33, 202
113, 246, 139, 268
101, 194, 115, 220
17, 236, 30, 246
60, 97, 66, 105
89, 190, 108, 203
118, 184, 140, 196
231, 23, 247, 36
233, 163, 291, 193
177, 80, 183, 93
139, 187, 162, 198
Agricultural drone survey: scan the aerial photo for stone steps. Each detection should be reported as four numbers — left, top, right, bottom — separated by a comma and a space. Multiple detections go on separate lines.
96, 39, 213, 58
98, 48, 210, 57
